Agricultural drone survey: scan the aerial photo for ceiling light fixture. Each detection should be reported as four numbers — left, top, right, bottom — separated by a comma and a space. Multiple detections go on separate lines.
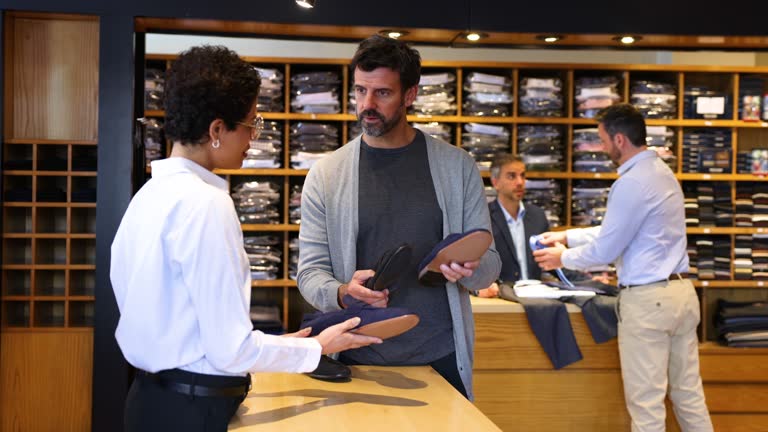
536, 34, 564, 43
295, 0, 315, 8
613, 35, 642, 45
378, 29, 410, 39
464, 32, 488, 42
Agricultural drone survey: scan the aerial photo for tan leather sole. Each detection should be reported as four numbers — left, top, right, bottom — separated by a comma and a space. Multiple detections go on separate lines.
419, 230, 493, 277
352, 314, 420, 340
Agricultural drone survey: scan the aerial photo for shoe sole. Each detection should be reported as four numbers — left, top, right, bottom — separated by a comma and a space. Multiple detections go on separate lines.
418, 230, 493, 279
352, 314, 420, 340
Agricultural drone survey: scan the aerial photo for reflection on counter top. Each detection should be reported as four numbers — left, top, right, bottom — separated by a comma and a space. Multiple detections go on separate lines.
470, 295, 582, 313
229, 365, 501, 431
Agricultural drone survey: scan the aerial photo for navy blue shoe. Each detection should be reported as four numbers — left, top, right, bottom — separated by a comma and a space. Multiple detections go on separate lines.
418, 229, 492, 286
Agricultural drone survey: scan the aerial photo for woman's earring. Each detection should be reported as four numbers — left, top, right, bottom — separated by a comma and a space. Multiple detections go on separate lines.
212, 139, 220, 149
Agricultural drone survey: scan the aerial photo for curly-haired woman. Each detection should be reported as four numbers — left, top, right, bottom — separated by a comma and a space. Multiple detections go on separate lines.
110, 45, 380, 432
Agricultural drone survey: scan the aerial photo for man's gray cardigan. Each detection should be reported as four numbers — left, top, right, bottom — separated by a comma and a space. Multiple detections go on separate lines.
297, 132, 501, 399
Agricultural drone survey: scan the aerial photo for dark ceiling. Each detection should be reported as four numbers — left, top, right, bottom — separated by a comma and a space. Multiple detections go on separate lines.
3, 0, 767, 37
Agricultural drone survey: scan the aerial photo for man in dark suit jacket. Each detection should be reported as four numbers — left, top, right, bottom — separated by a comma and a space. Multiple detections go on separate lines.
476, 154, 550, 297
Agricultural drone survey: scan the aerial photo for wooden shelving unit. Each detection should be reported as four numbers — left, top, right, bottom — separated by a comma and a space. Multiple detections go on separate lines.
1, 12, 98, 432
2, 139, 97, 328
140, 55, 768, 337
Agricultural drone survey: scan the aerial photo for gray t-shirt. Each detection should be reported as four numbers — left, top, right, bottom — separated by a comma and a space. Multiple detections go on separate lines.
340, 130, 455, 365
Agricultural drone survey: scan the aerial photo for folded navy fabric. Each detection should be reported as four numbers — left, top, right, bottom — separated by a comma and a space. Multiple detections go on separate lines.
417, 228, 492, 286
300, 294, 418, 339
514, 296, 583, 369
565, 295, 618, 344
499, 283, 617, 367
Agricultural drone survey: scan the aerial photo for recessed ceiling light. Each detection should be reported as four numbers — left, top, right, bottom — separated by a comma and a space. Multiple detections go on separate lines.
613, 35, 642, 44
378, 29, 410, 39
464, 32, 488, 42
295, 0, 315, 8
536, 34, 564, 43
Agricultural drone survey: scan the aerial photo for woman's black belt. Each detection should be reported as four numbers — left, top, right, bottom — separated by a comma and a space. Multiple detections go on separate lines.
136, 369, 251, 398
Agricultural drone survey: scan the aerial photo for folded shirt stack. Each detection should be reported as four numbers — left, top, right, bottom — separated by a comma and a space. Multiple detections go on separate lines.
142, 118, 164, 167
291, 71, 340, 114
288, 184, 302, 225
682, 128, 732, 174
631, 80, 677, 119
288, 237, 299, 281
715, 299, 768, 347
231, 181, 281, 225
574, 75, 620, 119
462, 71, 513, 117
753, 234, 768, 279
461, 122, 510, 172
572, 128, 615, 173
571, 180, 611, 226
518, 125, 564, 172
412, 72, 456, 115
253, 67, 285, 113
645, 125, 677, 171
290, 122, 339, 170
518, 76, 563, 117
242, 121, 282, 169
144, 68, 164, 111
525, 179, 565, 228
734, 234, 753, 280
413, 122, 452, 143
243, 235, 282, 281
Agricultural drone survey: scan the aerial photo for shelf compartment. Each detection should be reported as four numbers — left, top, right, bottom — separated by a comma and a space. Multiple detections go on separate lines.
3, 206, 32, 233
68, 301, 94, 327
2, 301, 30, 327
34, 269, 66, 296
2, 269, 31, 296
70, 238, 95, 265
683, 72, 735, 120
35, 206, 68, 233
3, 143, 33, 170
71, 176, 97, 203
3, 238, 32, 264
71, 145, 98, 172
35, 175, 67, 202
69, 269, 95, 296
3, 174, 32, 202
34, 238, 67, 265
33, 300, 65, 327
36, 144, 68, 171
70, 207, 96, 233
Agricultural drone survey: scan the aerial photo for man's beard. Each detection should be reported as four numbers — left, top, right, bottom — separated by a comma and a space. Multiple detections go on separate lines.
357, 107, 403, 137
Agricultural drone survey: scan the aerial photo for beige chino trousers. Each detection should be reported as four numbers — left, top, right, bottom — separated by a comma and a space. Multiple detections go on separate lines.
617, 278, 714, 432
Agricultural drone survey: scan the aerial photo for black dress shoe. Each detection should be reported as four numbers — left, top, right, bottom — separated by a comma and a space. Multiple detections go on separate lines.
364, 243, 412, 292
306, 355, 352, 382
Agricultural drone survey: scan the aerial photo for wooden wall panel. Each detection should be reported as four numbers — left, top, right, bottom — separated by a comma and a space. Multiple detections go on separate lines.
474, 370, 630, 432
704, 384, 768, 413
711, 414, 768, 432
474, 311, 620, 370
0, 331, 93, 432
700, 353, 768, 383
472, 302, 768, 431
8, 17, 98, 140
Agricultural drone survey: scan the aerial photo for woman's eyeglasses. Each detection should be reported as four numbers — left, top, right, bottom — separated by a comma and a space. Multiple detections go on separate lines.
237, 114, 264, 140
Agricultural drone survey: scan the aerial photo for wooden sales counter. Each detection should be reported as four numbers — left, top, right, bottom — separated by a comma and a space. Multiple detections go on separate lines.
471, 297, 768, 432
229, 365, 501, 431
